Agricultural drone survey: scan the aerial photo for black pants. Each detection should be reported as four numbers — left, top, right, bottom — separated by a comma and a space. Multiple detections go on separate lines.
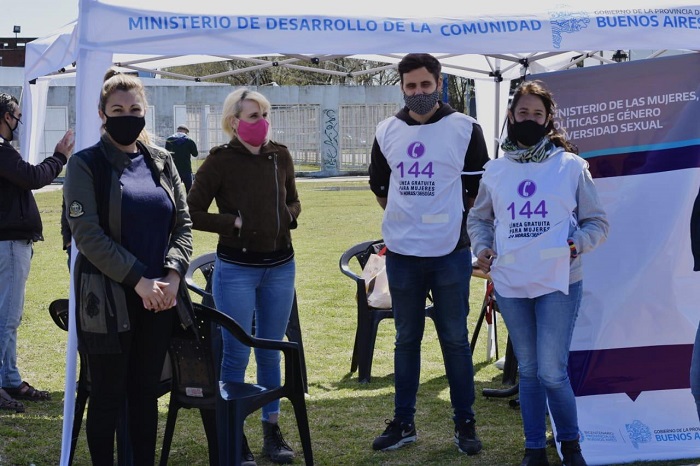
181, 172, 193, 193
84, 290, 174, 466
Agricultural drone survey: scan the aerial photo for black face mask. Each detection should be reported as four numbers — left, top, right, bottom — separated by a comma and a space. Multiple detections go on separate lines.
105, 115, 146, 146
510, 119, 548, 147
3, 114, 20, 142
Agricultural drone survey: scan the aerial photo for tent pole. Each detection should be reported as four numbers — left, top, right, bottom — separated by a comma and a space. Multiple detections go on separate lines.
491, 64, 503, 159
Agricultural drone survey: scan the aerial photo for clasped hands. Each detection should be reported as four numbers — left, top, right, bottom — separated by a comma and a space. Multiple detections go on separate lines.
135, 269, 181, 312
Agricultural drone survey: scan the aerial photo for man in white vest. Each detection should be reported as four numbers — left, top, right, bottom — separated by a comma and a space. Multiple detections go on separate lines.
369, 53, 490, 456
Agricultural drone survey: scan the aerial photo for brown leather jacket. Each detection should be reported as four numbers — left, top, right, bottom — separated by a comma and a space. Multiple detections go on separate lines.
187, 138, 300, 253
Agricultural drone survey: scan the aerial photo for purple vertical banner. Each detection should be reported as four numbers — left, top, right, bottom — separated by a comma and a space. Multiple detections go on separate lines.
540, 53, 700, 178
528, 54, 700, 465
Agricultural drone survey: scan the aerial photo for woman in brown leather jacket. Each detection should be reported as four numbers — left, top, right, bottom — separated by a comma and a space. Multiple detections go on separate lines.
187, 88, 300, 466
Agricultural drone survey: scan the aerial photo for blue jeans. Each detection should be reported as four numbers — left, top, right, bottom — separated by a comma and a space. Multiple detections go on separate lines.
0, 240, 32, 389
385, 247, 476, 424
690, 323, 700, 421
495, 281, 583, 448
212, 258, 295, 421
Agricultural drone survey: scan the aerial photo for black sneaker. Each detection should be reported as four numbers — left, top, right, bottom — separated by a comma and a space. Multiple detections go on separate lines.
372, 419, 417, 451
454, 419, 482, 455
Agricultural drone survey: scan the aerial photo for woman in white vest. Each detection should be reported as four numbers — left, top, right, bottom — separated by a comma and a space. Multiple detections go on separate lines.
467, 80, 608, 466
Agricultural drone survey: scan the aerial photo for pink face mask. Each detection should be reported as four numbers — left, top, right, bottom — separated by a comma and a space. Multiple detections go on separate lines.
237, 118, 269, 147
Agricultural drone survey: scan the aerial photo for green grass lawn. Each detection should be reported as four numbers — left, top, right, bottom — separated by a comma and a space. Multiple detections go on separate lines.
1, 180, 699, 466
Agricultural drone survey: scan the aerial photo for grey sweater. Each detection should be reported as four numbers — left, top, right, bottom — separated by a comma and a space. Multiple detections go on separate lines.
467, 151, 609, 284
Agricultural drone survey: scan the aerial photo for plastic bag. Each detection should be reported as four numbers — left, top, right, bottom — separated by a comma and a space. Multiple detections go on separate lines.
361, 247, 392, 309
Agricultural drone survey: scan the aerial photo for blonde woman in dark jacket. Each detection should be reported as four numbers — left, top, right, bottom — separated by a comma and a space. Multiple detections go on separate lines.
64, 70, 192, 466
188, 88, 300, 466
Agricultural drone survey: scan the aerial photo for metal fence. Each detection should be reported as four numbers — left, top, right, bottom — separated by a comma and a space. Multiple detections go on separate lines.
182, 102, 399, 172
338, 103, 399, 171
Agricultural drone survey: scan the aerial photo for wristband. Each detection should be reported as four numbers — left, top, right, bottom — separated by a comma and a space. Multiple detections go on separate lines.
567, 239, 578, 258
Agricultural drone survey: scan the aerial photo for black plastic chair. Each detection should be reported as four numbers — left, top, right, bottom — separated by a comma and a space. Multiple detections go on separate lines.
49, 299, 170, 465
184, 252, 217, 308
184, 252, 309, 393
160, 310, 219, 466
159, 300, 219, 466
160, 253, 310, 464
159, 252, 222, 465
191, 303, 314, 466
339, 239, 435, 383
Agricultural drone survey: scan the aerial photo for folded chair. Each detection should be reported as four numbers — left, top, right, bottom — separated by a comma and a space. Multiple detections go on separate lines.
192, 303, 314, 466
339, 239, 435, 383
49, 299, 171, 466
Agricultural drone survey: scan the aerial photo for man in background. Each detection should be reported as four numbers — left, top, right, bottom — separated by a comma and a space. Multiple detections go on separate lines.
165, 124, 198, 192
0, 93, 74, 412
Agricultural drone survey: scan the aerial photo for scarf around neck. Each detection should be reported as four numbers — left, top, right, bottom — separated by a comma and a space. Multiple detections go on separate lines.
501, 137, 555, 163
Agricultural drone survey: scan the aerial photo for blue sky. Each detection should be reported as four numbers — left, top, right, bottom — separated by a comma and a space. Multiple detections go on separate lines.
1, 0, 78, 39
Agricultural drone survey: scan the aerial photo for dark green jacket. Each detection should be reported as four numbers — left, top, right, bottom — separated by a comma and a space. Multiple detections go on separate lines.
64, 135, 193, 353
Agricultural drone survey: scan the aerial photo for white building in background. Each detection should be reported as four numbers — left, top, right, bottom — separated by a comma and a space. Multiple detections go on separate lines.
1, 70, 403, 176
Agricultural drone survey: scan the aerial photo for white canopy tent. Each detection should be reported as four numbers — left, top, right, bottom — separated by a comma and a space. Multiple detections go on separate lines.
22, 0, 700, 163
20, 1, 700, 464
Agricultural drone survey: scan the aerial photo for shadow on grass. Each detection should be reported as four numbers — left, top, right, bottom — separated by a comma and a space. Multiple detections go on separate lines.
335, 371, 396, 388
3, 374, 700, 466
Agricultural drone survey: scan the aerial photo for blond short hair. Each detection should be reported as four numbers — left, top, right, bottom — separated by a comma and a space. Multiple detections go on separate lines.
221, 88, 271, 139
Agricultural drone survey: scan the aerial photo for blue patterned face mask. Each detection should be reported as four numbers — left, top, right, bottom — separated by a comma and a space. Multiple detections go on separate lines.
403, 90, 440, 115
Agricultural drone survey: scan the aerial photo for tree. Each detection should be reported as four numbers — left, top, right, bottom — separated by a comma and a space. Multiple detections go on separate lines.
164, 57, 476, 117
164, 56, 400, 86
445, 75, 476, 116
